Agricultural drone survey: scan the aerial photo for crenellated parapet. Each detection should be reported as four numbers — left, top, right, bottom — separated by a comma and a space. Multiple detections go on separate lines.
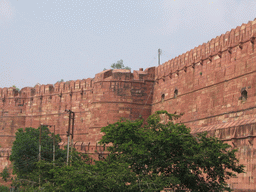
1, 18, 256, 191
19, 87, 36, 97
94, 67, 155, 82
0, 67, 155, 146
0, 87, 18, 99
155, 18, 256, 81
0, 67, 155, 103
152, 18, 256, 133
0, 79, 96, 102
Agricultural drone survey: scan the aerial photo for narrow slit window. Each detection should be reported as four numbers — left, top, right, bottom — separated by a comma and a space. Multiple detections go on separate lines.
161, 94, 165, 102
174, 89, 178, 98
241, 89, 247, 101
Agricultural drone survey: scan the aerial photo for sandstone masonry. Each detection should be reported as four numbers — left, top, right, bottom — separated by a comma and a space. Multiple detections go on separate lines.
1, 19, 256, 191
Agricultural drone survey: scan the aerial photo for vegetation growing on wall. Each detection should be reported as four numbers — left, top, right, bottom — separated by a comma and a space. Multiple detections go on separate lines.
12, 85, 20, 92
104, 59, 131, 71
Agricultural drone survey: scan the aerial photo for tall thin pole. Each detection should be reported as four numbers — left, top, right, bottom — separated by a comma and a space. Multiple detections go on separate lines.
67, 110, 71, 165
70, 112, 75, 166
53, 125, 55, 165
39, 125, 42, 161
39, 124, 42, 189
158, 48, 161, 66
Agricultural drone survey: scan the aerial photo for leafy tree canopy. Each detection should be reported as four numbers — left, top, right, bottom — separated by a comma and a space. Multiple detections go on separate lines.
104, 59, 131, 71
40, 158, 138, 192
0, 167, 10, 182
56, 79, 64, 83
12, 85, 20, 92
13, 149, 138, 191
9, 126, 66, 180
0, 185, 9, 192
8, 111, 245, 191
99, 110, 245, 192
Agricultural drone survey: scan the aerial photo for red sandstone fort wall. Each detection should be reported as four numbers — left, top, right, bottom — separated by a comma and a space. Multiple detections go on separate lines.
1, 19, 256, 191
152, 19, 256, 190
0, 68, 155, 164
153, 19, 256, 129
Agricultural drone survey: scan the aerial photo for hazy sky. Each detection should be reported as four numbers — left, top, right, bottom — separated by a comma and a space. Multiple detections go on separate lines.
1, 0, 256, 89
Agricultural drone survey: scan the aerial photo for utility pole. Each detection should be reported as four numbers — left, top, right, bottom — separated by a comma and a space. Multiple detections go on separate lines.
70, 112, 75, 166
158, 48, 161, 66
66, 110, 72, 166
39, 124, 42, 189
65, 109, 75, 166
39, 124, 42, 161
53, 125, 55, 165
42, 124, 56, 165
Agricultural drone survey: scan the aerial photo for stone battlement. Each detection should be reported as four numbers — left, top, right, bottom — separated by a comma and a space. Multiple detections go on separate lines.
156, 18, 256, 81
0, 68, 155, 99
1, 18, 256, 191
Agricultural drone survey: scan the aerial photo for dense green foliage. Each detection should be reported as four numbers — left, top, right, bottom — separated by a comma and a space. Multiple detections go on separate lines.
10, 126, 66, 180
11, 150, 138, 191
100, 110, 245, 191
0, 167, 10, 182
56, 79, 64, 83
111, 59, 131, 69
104, 59, 131, 70
8, 111, 244, 191
40, 158, 138, 191
0, 185, 9, 192
12, 85, 20, 91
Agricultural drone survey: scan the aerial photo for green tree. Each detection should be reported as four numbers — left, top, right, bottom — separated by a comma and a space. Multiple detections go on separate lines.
9, 112, 245, 191
12, 85, 20, 91
9, 127, 138, 191
104, 59, 131, 70
18, 149, 137, 191
56, 79, 64, 83
41, 158, 138, 192
100, 110, 245, 192
0, 185, 9, 192
9, 126, 66, 182
0, 167, 10, 182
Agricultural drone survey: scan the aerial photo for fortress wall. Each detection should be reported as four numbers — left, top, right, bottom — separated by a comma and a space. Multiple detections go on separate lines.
152, 19, 256, 130
1, 18, 256, 190
0, 87, 26, 148
0, 68, 154, 162
191, 122, 256, 190
88, 68, 155, 143
151, 19, 256, 190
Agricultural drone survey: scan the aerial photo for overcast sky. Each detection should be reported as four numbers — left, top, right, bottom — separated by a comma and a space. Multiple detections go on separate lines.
0, 0, 256, 89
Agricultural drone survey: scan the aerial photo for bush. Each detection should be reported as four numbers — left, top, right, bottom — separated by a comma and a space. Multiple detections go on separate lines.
0, 185, 9, 192
0, 167, 10, 182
